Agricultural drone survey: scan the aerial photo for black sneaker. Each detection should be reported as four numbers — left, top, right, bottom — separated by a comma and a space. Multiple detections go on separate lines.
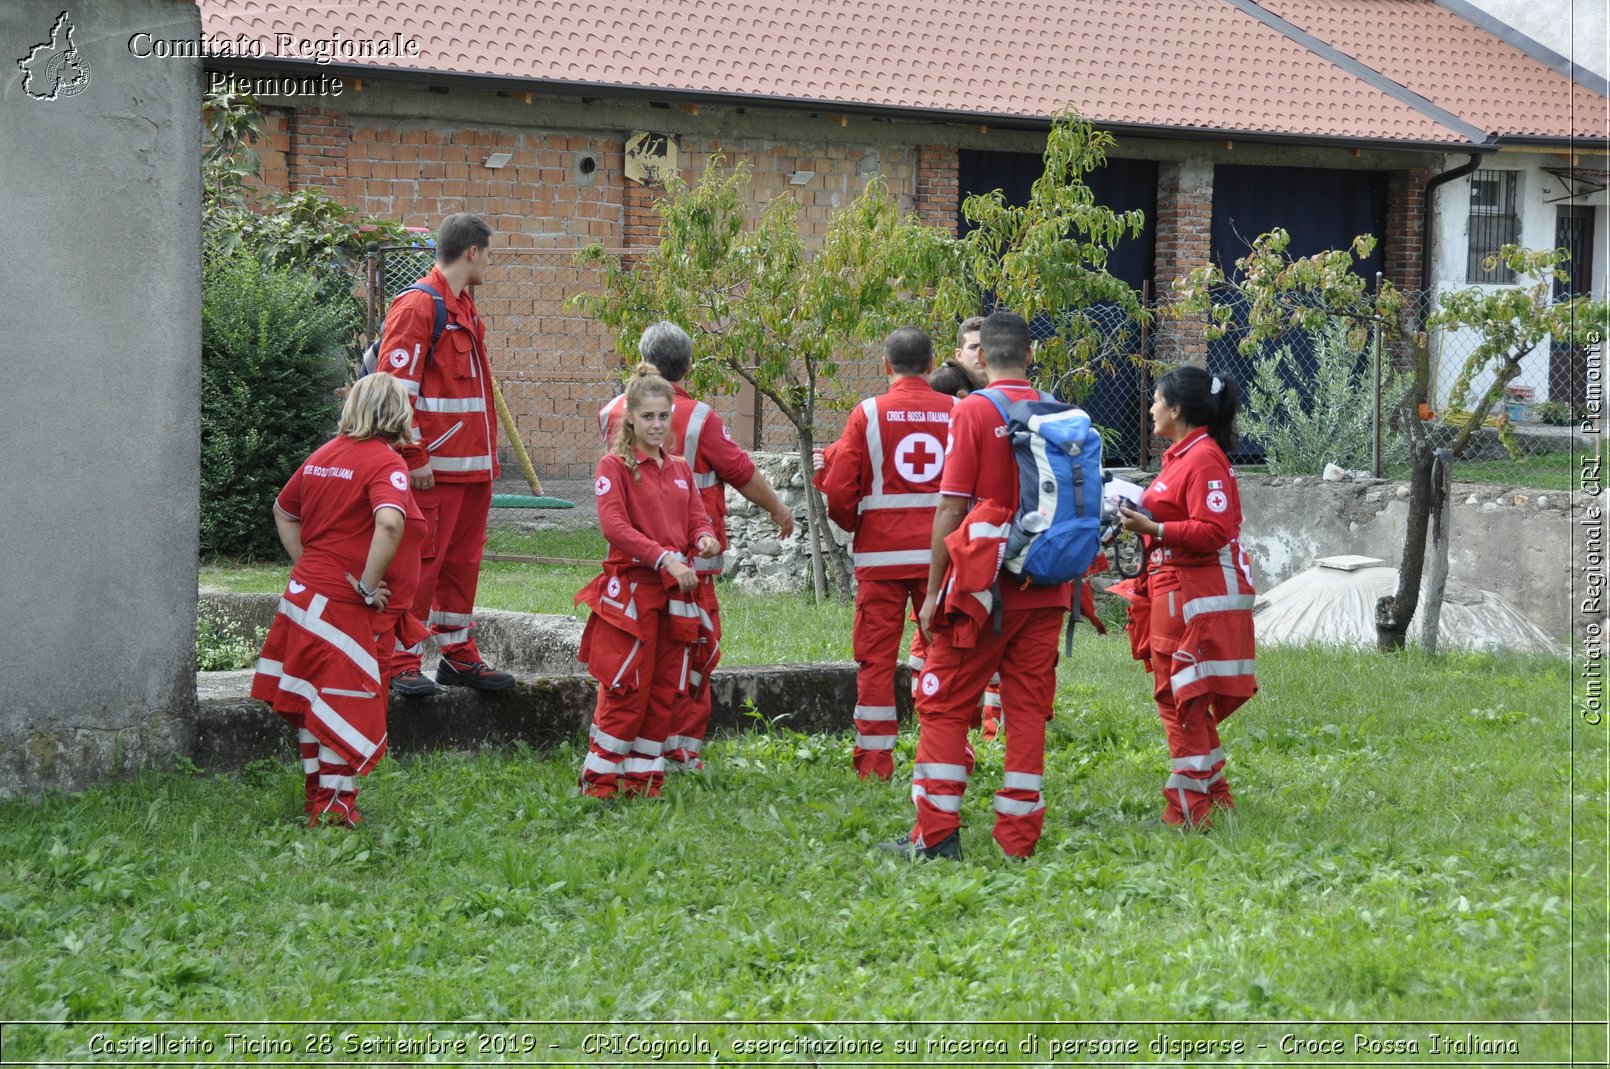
874, 831, 962, 862
390, 669, 441, 697
435, 657, 515, 691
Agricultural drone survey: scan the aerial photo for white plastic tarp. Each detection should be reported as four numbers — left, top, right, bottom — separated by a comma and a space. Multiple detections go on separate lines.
1253, 565, 1563, 655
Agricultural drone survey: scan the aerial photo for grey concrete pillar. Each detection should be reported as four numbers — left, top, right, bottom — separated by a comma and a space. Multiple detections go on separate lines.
1, 0, 202, 796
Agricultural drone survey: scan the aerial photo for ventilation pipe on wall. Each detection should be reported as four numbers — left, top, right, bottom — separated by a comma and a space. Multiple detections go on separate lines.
1421, 153, 1485, 293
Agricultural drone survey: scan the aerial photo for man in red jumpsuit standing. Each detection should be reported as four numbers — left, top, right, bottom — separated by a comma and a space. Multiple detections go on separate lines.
599, 321, 794, 769
812, 326, 954, 779
882, 311, 1072, 862
377, 213, 515, 696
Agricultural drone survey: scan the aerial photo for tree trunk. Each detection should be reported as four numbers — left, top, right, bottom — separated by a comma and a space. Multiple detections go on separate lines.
1376, 335, 1435, 651
794, 427, 853, 604
797, 429, 829, 603
1420, 448, 1453, 654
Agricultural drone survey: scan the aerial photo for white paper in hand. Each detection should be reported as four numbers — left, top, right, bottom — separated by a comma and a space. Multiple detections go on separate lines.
1104, 478, 1146, 509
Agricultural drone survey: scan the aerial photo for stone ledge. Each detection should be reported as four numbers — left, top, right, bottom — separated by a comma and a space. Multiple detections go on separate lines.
198, 594, 585, 677
190, 662, 909, 773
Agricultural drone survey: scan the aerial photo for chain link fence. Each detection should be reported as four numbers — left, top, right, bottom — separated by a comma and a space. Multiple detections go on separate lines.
1173, 286, 1592, 481
365, 247, 1591, 489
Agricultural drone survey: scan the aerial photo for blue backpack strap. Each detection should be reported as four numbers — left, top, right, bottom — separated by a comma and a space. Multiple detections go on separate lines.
398, 282, 449, 365
976, 386, 1010, 423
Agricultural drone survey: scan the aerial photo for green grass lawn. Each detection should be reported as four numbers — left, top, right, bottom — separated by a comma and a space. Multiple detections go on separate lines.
1, 630, 1599, 1061
1382, 449, 1586, 490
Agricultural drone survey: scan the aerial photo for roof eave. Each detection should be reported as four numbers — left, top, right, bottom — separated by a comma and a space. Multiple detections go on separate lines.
203, 56, 1501, 155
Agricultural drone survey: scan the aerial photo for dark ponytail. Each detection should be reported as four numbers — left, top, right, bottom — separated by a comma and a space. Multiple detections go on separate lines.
1158, 366, 1239, 453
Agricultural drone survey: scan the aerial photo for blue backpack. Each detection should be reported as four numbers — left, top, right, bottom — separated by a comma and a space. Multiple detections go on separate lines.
977, 387, 1105, 590
358, 282, 447, 377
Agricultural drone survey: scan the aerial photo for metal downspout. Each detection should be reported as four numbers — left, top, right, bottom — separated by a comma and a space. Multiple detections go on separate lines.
1421, 153, 1485, 293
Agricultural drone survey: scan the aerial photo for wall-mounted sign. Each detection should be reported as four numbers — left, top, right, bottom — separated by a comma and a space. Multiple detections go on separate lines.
624, 131, 678, 186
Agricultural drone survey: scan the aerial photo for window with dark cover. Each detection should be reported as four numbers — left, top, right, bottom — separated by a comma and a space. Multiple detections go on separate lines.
1466, 170, 1520, 284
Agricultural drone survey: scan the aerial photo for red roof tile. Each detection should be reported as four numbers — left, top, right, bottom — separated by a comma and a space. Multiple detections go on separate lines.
198, 0, 1605, 145
1259, 0, 1605, 140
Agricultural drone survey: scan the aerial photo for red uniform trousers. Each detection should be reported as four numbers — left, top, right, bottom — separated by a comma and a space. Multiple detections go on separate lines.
851, 577, 929, 779
394, 480, 491, 672
910, 606, 1064, 858
1145, 573, 1240, 828
579, 602, 687, 799
663, 581, 720, 772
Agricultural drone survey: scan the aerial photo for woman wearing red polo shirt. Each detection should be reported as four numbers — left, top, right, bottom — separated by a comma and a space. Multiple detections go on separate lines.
1118, 366, 1258, 830
576, 364, 719, 799
252, 374, 425, 827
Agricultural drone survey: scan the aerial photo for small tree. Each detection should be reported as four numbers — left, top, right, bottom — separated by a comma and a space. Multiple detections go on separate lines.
1175, 230, 1607, 650
1435, 245, 1608, 456
936, 111, 1151, 398
574, 112, 1153, 600
574, 162, 955, 600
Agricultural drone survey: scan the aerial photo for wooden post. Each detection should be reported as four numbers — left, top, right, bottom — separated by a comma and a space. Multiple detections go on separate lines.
1139, 280, 1152, 469
1421, 448, 1453, 654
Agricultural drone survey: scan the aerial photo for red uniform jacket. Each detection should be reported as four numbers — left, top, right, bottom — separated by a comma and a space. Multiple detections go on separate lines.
813, 377, 954, 580
941, 380, 1072, 612
599, 386, 757, 560
1119, 428, 1257, 705
577, 448, 718, 693
376, 266, 499, 483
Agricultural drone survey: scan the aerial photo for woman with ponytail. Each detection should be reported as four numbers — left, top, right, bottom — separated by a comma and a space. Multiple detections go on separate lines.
1115, 366, 1258, 830
576, 363, 720, 799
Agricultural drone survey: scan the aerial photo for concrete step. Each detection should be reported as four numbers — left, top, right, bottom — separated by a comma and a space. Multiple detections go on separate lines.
198, 593, 586, 677
191, 661, 904, 773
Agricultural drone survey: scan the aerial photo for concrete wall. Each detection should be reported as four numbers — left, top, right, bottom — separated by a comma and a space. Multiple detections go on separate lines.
1238, 474, 1587, 643
0, 0, 201, 797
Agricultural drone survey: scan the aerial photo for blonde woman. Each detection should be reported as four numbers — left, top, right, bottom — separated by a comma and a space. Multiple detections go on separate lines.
576, 363, 719, 799
251, 374, 426, 827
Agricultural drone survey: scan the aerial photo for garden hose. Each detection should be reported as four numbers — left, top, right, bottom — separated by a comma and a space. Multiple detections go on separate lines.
491, 377, 543, 496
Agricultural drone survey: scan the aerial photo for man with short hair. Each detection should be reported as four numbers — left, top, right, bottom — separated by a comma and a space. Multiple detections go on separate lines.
882, 310, 1072, 861
812, 326, 954, 779
599, 321, 795, 770
378, 213, 515, 696
949, 315, 988, 388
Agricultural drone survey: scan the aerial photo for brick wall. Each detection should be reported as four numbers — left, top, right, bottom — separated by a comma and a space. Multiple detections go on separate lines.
287, 108, 349, 189
261, 103, 930, 477
916, 143, 960, 234
1383, 167, 1431, 298
1152, 158, 1214, 364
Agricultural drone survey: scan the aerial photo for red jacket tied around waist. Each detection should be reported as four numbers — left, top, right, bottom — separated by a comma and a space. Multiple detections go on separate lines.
577, 449, 718, 693
1112, 428, 1257, 706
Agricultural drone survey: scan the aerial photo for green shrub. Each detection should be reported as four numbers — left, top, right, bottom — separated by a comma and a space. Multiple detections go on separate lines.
1241, 320, 1409, 475
1532, 400, 1571, 426
200, 251, 349, 558
195, 613, 263, 672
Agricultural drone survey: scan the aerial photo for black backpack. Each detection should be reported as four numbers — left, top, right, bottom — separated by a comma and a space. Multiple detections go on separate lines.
358, 282, 447, 377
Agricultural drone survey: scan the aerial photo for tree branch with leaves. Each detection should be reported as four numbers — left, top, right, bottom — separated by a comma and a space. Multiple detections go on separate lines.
573, 159, 955, 601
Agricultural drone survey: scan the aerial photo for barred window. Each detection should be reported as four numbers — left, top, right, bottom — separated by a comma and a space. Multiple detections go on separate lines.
1466, 170, 1520, 284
